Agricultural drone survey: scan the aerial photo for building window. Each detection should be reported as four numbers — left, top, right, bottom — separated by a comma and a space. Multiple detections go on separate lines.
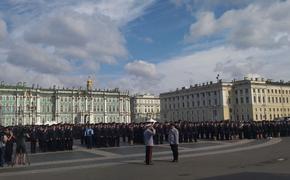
262, 97, 265, 103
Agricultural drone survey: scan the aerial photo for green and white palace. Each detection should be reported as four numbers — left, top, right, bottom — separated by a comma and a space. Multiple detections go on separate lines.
0, 80, 130, 126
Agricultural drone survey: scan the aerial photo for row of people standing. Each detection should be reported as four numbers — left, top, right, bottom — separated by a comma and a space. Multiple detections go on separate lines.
30, 125, 74, 153
75, 120, 290, 149
1, 120, 290, 154
81, 124, 121, 149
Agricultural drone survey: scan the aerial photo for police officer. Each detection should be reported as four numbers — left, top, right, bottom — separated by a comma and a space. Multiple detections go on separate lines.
30, 127, 37, 153
168, 123, 179, 162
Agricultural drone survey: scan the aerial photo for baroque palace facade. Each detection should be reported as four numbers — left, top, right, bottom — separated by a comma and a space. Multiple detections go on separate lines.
160, 77, 290, 122
0, 80, 130, 126
130, 94, 160, 123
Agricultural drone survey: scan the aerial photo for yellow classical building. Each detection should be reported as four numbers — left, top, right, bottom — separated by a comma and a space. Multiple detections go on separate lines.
160, 77, 290, 122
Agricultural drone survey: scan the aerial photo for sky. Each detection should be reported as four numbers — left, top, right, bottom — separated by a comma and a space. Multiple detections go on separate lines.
0, 0, 290, 94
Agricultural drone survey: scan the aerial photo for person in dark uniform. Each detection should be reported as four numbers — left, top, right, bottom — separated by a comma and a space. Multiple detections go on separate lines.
159, 124, 164, 144
81, 126, 86, 145
154, 123, 161, 145
198, 123, 204, 139
224, 122, 230, 140
107, 125, 114, 147
251, 122, 257, 139
113, 124, 120, 147
92, 125, 97, 148
37, 127, 43, 152
64, 126, 70, 150
192, 123, 198, 142
183, 123, 189, 143
238, 122, 244, 139
205, 122, 210, 140
60, 126, 66, 151
68, 126, 73, 150
212, 123, 218, 140
48, 126, 57, 151
120, 124, 126, 143
128, 125, 134, 145
30, 127, 37, 153
94, 124, 101, 148
42, 127, 49, 152
14, 126, 29, 165
4, 128, 14, 166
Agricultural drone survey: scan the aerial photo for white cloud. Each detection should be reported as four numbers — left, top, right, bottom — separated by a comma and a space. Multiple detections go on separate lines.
7, 43, 73, 74
185, 0, 290, 49
75, 0, 155, 26
154, 46, 290, 93
0, 62, 90, 88
0, 0, 155, 87
105, 60, 162, 94
24, 10, 127, 67
125, 60, 159, 79
185, 12, 217, 42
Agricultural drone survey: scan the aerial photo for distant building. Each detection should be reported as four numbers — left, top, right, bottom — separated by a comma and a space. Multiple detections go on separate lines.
0, 79, 130, 126
160, 77, 290, 122
130, 94, 160, 123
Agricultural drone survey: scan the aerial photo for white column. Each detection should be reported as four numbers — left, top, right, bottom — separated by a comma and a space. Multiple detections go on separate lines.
104, 96, 107, 123
55, 95, 59, 123
36, 93, 41, 125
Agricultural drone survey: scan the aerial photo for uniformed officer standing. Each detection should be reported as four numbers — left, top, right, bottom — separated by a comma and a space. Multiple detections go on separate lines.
84, 125, 94, 149
144, 123, 156, 165
30, 127, 37, 153
168, 123, 179, 162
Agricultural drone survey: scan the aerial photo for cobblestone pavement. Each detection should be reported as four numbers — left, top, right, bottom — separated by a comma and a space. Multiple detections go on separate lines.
1, 138, 289, 180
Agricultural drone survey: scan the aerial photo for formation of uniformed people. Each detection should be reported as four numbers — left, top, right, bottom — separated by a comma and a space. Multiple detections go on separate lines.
77, 120, 290, 149
1, 119, 290, 167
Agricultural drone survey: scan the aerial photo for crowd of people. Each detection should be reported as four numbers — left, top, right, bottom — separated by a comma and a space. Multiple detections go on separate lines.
79, 120, 290, 149
1, 120, 290, 167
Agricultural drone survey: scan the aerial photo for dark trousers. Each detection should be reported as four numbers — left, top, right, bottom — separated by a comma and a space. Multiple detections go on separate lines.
170, 144, 178, 161
86, 136, 93, 149
145, 146, 153, 165
31, 141, 36, 153
0, 147, 4, 167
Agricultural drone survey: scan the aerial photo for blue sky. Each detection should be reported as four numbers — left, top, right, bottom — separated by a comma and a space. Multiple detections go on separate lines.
0, 0, 290, 94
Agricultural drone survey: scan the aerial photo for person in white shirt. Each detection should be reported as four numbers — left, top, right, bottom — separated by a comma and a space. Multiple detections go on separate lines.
144, 123, 156, 165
